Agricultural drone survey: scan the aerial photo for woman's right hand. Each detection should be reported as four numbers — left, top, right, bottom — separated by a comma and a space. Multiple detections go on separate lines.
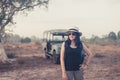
62, 73, 67, 80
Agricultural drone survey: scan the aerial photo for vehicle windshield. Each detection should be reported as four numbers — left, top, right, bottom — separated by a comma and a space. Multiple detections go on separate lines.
43, 29, 68, 42
53, 35, 68, 41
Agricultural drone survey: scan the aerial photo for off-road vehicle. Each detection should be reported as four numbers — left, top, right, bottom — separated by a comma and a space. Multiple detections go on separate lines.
42, 29, 68, 64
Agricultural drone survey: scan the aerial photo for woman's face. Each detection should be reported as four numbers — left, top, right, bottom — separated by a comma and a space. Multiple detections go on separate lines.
68, 32, 76, 41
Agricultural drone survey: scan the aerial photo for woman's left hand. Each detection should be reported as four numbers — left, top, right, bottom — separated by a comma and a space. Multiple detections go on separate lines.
79, 64, 88, 70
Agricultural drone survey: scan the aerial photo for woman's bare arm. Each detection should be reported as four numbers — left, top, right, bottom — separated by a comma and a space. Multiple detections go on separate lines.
82, 43, 93, 66
60, 42, 67, 80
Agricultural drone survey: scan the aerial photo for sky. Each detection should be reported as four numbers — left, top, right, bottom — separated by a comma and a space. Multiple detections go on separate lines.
13, 0, 120, 38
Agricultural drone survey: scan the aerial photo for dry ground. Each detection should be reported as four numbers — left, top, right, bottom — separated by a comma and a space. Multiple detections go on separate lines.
0, 43, 120, 80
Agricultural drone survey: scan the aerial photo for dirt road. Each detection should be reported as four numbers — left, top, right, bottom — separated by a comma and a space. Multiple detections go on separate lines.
0, 43, 120, 80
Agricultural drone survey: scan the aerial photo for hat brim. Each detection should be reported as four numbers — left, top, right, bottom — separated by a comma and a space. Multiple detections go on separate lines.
66, 31, 82, 36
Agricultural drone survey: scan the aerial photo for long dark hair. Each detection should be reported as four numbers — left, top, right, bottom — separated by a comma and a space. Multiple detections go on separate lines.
66, 32, 83, 48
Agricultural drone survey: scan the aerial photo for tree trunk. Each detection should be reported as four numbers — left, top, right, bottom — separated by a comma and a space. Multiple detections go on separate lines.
0, 43, 9, 63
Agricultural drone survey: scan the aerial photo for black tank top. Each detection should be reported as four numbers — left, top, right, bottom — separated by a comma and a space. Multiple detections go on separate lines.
64, 42, 83, 71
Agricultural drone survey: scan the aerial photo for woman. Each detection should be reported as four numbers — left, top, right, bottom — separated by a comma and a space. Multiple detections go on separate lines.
60, 27, 92, 80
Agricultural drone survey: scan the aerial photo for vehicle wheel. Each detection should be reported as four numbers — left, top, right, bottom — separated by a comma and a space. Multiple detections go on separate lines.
44, 50, 50, 59
53, 51, 60, 64
45, 54, 50, 59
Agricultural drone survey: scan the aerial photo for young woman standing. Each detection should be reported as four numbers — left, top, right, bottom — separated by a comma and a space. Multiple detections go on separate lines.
60, 27, 92, 80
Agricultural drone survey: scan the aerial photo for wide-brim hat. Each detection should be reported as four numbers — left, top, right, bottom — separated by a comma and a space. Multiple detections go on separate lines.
66, 27, 82, 36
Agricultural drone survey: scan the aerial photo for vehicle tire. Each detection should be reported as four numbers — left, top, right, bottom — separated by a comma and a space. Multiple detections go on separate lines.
45, 54, 50, 59
44, 49, 50, 59
53, 51, 60, 64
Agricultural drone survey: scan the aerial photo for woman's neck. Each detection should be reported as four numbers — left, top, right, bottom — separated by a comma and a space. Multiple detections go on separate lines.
71, 40, 76, 46
70, 41, 77, 48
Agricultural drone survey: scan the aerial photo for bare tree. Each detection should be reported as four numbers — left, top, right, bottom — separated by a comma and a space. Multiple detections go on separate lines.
118, 31, 120, 39
0, 0, 49, 63
0, 0, 49, 38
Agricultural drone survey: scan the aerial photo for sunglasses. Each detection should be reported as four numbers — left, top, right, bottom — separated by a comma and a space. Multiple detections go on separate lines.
68, 32, 76, 36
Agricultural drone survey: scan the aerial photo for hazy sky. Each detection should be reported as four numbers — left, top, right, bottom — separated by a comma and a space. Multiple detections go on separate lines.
13, 0, 120, 38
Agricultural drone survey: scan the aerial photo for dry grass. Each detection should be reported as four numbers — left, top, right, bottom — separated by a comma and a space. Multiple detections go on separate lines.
0, 43, 119, 80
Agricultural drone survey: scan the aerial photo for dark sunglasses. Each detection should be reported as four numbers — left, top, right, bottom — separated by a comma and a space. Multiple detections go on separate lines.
68, 32, 76, 36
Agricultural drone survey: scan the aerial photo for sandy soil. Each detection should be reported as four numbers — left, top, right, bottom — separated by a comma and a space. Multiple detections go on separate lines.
0, 43, 120, 80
